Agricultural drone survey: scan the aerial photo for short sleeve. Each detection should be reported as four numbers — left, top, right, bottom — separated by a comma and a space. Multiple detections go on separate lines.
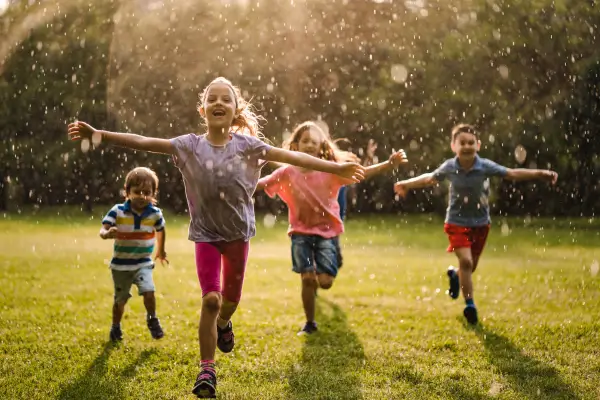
432, 160, 452, 182
102, 205, 118, 226
170, 134, 196, 168
239, 135, 273, 161
154, 209, 166, 232
481, 158, 508, 177
259, 167, 290, 199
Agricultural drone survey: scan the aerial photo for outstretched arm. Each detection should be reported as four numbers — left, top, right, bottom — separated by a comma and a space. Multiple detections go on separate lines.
393, 173, 438, 198
264, 147, 365, 182
504, 168, 558, 184
68, 121, 174, 154
364, 149, 408, 179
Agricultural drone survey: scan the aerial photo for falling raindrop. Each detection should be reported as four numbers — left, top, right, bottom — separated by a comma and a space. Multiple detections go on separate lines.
591, 260, 599, 277
263, 213, 277, 228
501, 222, 510, 236
81, 139, 90, 153
489, 134, 495, 144
498, 65, 509, 79
91, 131, 102, 146
514, 145, 527, 164
390, 64, 408, 84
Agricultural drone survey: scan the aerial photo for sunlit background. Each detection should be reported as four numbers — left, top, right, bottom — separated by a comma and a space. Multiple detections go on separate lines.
1, 0, 598, 216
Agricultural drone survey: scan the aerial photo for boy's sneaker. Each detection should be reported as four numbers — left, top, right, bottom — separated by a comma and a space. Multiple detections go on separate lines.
463, 306, 478, 325
447, 267, 460, 300
109, 325, 123, 342
147, 316, 164, 339
297, 321, 318, 336
217, 321, 234, 353
192, 369, 217, 398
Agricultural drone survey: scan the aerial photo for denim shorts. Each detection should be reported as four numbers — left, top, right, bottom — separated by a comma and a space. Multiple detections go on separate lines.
111, 267, 155, 303
291, 234, 340, 277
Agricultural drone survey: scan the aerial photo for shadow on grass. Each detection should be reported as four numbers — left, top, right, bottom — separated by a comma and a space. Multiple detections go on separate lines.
287, 298, 365, 400
464, 322, 580, 400
57, 341, 156, 400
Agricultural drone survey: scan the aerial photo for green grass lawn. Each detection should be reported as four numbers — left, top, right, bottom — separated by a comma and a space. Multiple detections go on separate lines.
1, 209, 599, 399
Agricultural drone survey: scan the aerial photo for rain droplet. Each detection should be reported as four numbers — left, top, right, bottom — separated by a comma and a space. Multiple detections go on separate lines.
81, 139, 90, 153
266, 83, 274, 92
514, 145, 527, 164
263, 213, 277, 228
489, 134, 495, 144
219, 192, 225, 200
390, 64, 408, 84
205, 160, 214, 170
91, 131, 102, 146
501, 222, 510, 236
591, 260, 599, 277
409, 140, 419, 150
498, 65, 509, 79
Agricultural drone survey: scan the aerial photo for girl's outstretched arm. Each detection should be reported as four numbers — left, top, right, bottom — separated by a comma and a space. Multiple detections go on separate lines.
67, 121, 174, 155
264, 147, 365, 182
393, 173, 438, 198
364, 150, 408, 179
504, 168, 558, 184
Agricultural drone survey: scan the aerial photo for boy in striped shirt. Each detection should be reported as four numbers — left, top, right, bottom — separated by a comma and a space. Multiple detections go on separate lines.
100, 167, 168, 341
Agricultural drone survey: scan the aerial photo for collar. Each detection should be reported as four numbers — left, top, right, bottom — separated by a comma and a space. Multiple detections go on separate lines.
123, 200, 153, 216
453, 155, 482, 171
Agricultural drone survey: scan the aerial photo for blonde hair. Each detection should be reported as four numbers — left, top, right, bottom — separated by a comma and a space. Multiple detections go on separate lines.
198, 77, 265, 139
124, 167, 159, 205
283, 121, 359, 162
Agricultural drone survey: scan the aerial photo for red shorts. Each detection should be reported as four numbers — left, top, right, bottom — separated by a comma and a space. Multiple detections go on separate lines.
443, 223, 490, 258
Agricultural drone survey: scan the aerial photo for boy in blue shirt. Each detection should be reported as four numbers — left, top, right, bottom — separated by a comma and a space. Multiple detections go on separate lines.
394, 124, 557, 324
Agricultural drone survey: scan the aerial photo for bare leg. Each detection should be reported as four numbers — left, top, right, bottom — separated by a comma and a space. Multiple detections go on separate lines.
142, 291, 156, 316
217, 300, 238, 329
301, 272, 318, 322
112, 300, 127, 325
455, 247, 474, 300
199, 291, 222, 361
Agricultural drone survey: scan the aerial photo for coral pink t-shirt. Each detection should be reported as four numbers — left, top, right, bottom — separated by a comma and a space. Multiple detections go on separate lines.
258, 165, 354, 238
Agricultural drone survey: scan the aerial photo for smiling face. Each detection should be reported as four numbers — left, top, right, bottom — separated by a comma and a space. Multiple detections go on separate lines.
127, 182, 154, 213
200, 82, 237, 132
451, 131, 480, 163
296, 128, 323, 158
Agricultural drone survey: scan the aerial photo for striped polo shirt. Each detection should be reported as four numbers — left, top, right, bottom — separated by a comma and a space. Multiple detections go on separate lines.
102, 201, 165, 271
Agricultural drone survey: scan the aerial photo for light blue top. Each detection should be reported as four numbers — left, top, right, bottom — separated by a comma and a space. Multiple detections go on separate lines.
432, 155, 508, 227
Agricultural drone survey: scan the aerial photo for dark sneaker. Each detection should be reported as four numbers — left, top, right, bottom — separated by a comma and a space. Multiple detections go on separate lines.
447, 267, 460, 300
463, 306, 478, 325
109, 325, 123, 342
192, 369, 217, 398
217, 321, 234, 353
147, 316, 164, 339
297, 321, 318, 336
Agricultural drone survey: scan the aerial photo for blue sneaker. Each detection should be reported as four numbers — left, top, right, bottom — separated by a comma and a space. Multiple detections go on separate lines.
297, 321, 318, 336
463, 305, 478, 325
447, 267, 460, 300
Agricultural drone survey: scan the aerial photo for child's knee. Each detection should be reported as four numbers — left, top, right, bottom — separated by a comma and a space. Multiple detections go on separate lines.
301, 273, 318, 287
458, 258, 474, 271
317, 274, 335, 289
202, 292, 222, 314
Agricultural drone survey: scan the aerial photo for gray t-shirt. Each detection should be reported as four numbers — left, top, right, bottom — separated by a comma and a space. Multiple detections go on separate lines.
170, 133, 272, 242
433, 155, 508, 227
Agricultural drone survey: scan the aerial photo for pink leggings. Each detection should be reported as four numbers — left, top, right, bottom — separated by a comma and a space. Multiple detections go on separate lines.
194, 240, 249, 303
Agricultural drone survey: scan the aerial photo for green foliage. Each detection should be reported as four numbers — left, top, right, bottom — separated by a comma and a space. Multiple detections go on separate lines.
1, 0, 599, 215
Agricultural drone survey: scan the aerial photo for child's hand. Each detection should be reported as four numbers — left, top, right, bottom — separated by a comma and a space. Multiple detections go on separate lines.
100, 226, 118, 239
338, 163, 365, 183
155, 250, 169, 266
68, 121, 97, 141
543, 170, 558, 184
389, 150, 408, 167
393, 181, 408, 198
